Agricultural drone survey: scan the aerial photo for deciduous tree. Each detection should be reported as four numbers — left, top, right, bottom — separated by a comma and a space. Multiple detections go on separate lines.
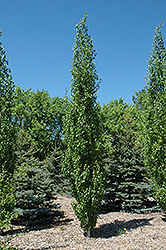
0, 31, 16, 173
138, 23, 166, 212
13, 87, 65, 161
0, 30, 17, 232
63, 13, 104, 236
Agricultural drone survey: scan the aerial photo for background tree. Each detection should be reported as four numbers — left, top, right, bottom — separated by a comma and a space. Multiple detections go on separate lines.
0, 30, 17, 232
101, 98, 130, 152
44, 147, 71, 195
13, 86, 65, 161
102, 108, 158, 213
14, 129, 60, 226
11, 86, 67, 226
137, 23, 166, 212
63, 13, 105, 237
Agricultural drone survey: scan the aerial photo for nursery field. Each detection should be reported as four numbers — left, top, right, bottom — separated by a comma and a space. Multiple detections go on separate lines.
1, 7, 166, 250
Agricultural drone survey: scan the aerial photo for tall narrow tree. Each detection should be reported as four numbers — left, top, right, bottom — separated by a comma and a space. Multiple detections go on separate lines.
140, 23, 166, 212
0, 31, 16, 173
63, 13, 104, 236
0, 30, 17, 232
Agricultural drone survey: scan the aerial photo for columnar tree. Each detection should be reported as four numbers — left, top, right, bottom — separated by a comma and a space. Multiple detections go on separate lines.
63, 13, 105, 237
139, 23, 166, 212
0, 30, 17, 232
0, 31, 16, 173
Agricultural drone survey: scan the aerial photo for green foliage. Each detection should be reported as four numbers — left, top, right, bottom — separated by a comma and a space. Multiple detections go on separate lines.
102, 98, 129, 151
63, 13, 105, 236
10, 84, 66, 226
136, 23, 166, 212
15, 163, 57, 226
101, 98, 140, 151
13, 86, 66, 161
0, 30, 17, 234
0, 168, 17, 232
103, 110, 157, 213
0, 30, 16, 173
14, 129, 58, 226
117, 227, 127, 236
44, 147, 71, 195
102, 98, 128, 133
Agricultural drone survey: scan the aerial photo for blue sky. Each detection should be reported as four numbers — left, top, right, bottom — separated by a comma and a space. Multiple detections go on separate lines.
1, 0, 166, 105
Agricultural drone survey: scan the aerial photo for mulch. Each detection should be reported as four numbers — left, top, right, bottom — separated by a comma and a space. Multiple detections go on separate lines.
1, 195, 166, 250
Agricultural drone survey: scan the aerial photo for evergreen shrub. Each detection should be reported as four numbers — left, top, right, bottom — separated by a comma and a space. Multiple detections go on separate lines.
44, 148, 71, 196
14, 130, 61, 226
102, 112, 159, 213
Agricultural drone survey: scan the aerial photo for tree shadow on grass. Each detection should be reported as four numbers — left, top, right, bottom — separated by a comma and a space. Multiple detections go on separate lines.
92, 217, 154, 238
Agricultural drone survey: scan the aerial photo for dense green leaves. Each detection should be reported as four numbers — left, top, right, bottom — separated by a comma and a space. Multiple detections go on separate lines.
0, 31, 17, 232
13, 87, 66, 161
0, 30, 66, 229
14, 129, 58, 226
101, 99, 139, 154
102, 108, 156, 213
136, 24, 166, 212
1, 18, 165, 235
63, 13, 105, 236
0, 31, 16, 173
44, 147, 70, 195
0, 167, 17, 231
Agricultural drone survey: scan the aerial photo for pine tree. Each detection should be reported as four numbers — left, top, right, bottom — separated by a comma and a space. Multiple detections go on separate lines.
44, 146, 71, 195
139, 23, 166, 212
103, 110, 158, 213
63, 13, 105, 237
14, 129, 59, 226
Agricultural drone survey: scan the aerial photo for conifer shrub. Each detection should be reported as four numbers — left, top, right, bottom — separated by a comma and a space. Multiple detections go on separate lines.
44, 148, 71, 196
14, 161, 60, 226
14, 130, 61, 226
102, 112, 159, 213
